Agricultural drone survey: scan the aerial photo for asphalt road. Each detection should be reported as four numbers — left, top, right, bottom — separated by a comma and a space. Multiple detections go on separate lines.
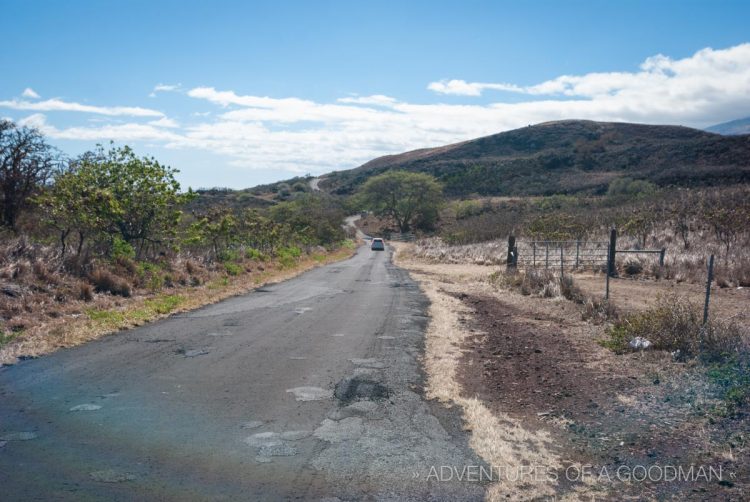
0, 244, 485, 501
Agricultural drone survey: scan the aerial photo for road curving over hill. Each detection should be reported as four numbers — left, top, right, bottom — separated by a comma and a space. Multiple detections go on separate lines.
0, 244, 484, 501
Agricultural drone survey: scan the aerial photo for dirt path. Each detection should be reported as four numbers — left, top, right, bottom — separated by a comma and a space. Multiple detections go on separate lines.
394, 244, 748, 501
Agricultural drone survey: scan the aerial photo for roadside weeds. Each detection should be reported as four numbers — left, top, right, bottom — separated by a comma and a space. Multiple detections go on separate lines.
0, 245, 355, 365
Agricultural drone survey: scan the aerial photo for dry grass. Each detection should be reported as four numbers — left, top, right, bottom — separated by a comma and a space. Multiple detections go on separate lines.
603, 293, 748, 362
0, 244, 355, 365
393, 243, 603, 501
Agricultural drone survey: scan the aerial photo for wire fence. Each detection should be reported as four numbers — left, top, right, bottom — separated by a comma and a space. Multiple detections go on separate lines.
515, 240, 609, 270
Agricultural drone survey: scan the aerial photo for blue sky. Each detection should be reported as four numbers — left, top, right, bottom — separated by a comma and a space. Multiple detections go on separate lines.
2, 0, 750, 189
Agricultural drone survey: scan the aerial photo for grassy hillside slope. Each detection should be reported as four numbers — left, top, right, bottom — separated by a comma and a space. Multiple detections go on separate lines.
321, 120, 750, 197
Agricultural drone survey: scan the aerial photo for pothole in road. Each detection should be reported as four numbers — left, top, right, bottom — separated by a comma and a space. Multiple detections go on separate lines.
176, 348, 211, 358
241, 420, 264, 430
313, 417, 364, 443
89, 469, 136, 483
280, 430, 311, 440
70, 404, 102, 412
286, 386, 333, 401
258, 443, 298, 457
244, 432, 282, 448
349, 358, 387, 369
334, 376, 389, 403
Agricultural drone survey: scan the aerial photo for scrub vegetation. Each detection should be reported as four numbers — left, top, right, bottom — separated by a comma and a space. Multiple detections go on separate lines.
0, 120, 353, 360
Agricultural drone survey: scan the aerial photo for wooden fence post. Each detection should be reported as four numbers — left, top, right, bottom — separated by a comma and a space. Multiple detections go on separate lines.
532, 242, 536, 268
506, 235, 516, 270
605, 243, 611, 300
659, 248, 666, 267
560, 246, 564, 277
575, 240, 580, 269
608, 228, 617, 277
703, 254, 714, 325
545, 244, 549, 269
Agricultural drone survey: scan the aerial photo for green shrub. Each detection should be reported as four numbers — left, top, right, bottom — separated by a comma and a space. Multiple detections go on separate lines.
706, 359, 750, 417
111, 237, 136, 260
245, 248, 268, 261
218, 248, 242, 263
224, 262, 243, 276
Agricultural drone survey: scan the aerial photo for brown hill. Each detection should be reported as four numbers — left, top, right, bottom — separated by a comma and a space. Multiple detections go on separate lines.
322, 120, 750, 196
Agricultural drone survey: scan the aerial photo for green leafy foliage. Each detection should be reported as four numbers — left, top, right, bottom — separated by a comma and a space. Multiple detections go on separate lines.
37, 144, 194, 258
358, 171, 443, 232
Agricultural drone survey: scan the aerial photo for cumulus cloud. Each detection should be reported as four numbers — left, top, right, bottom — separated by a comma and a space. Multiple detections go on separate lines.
430, 43, 750, 101
21, 88, 40, 99
6, 44, 749, 180
0, 98, 164, 117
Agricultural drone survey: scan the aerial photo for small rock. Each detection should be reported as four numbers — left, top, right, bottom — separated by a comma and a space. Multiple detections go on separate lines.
629, 337, 651, 349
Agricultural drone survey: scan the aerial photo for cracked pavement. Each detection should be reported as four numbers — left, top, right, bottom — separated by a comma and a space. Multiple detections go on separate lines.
0, 245, 484, 501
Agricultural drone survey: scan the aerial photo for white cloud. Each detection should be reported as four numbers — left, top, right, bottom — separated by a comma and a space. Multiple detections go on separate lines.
430, 43, 750, 101
21, 88, 40, 99
149, 83, 182, 97
427, 79, 523, 96
337, 95, 398, 107
0, 98, 164, 117
148, 116, 180, 128
8, 44, 750, 181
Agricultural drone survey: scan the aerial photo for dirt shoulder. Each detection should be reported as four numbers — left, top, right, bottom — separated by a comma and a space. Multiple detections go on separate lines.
0, 245, 355, 365
393, 243, 748, 501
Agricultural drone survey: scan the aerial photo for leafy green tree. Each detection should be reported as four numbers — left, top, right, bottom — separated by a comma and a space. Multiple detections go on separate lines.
187, 206, 239, 260
0, 120, 59, 229
270, 194, 345, 246
358, 171, 443, 232
35, 165, 117, 256
37, 144, 194, 257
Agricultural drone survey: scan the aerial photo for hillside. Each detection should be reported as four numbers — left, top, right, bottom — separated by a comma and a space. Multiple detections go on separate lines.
707, 116, 750, 135
321, 120, 750, 197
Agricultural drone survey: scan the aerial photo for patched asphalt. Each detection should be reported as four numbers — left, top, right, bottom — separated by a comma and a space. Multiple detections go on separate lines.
0, 245, 485, 500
